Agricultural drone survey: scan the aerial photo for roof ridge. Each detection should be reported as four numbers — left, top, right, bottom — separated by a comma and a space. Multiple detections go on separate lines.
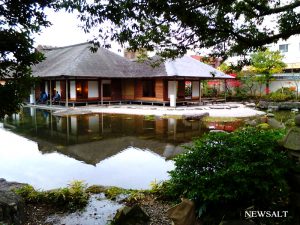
38, 42, 92, 51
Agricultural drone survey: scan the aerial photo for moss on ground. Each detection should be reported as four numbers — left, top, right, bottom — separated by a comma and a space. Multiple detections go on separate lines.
14, 181, 89, 211
144, 115, 156, 121
160, 115, 182, 119
202, 116, 241, 122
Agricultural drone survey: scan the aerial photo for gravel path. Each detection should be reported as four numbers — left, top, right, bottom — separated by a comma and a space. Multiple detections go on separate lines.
30, 102, 265, 118
23, 195, 173, 225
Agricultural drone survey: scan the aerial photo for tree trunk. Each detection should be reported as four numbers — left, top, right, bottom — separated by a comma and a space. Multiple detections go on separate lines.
266, 80, 270, 95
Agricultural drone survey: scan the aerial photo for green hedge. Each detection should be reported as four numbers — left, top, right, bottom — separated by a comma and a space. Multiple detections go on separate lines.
167, 127, 293, 224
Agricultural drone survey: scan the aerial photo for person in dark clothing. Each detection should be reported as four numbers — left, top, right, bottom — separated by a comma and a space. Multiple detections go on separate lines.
52, 91, 61, 103
37, 91, 48, 104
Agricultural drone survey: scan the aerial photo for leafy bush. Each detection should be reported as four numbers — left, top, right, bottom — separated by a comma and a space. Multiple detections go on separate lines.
256, 122, 270, 129
234, 86, 248, 100
104, 186, 128, 200
203, 88, 218, 97
184, 84, 192, 97
265, 87, 295, 101
167, 127, 292, 224
277, 87, 296, 96
15, 180, 89, 211
266, 92, 291, 101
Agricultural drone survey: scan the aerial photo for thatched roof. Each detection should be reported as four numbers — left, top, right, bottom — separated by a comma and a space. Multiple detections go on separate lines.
32, 42, 233, 79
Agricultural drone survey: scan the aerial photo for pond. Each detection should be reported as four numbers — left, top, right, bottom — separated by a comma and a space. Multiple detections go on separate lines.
0, 107, 225, 190
2, 106, 295, 190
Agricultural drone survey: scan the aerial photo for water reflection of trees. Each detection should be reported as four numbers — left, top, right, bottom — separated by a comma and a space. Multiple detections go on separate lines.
3, 107, 208, 165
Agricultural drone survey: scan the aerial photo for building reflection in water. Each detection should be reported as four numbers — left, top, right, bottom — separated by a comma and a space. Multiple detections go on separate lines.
4, 107, 208, 165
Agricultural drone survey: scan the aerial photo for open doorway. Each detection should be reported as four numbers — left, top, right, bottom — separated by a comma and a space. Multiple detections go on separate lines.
184, 81, 192, 99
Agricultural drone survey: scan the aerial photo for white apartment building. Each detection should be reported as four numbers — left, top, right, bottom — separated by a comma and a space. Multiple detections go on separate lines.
266, 35, 300, 70
225, 35, 300, 94
265, 35, 300, 93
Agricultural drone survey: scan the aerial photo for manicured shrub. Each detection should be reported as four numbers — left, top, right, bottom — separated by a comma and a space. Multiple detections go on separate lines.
266, 92, 291, 101
167, 127, 293, 224
265, 87, 295, 101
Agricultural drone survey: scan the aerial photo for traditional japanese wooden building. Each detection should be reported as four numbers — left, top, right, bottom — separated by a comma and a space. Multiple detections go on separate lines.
32, 42, 233, 107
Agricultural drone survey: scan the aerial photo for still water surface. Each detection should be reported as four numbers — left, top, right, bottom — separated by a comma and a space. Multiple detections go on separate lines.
0, 107, 218, 190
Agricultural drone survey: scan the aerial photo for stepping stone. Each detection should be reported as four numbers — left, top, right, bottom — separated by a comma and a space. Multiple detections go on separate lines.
245, 103, 256, 107
209, 106, 231, 109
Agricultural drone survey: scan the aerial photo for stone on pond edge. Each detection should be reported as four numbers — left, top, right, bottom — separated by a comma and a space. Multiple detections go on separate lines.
112, 204, 150, 225
0, 179, 26, 225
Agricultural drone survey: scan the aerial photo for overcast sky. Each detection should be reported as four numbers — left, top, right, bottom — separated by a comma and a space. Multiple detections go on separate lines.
34, 9, 88, 47
32, 9, 203, 57
33, 6, 299, 60
33, 9, 124, 55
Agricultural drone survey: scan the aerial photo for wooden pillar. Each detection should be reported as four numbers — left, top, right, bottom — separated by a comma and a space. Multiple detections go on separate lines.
65, 80, 69, 107
199, 79, 202, 105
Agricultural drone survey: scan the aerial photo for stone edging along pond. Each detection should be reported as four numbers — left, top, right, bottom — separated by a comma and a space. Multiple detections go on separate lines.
259, 100, 300, 110
0, 178, 25, 225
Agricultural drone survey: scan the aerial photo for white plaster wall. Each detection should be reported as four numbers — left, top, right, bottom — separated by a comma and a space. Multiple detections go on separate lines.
88, 81, 99, 98
168, 81, 177, 107
55, 81, 61, 95
168, 81, 177, 98
251, 83, 266, 95
70, 81, 76, 99
247, 79, 300, 95
269, 80, 300, 93
192, 81, 199, 97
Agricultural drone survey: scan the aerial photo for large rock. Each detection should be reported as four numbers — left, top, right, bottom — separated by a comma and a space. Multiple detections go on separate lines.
0, 179, 24, 191
267, 118, 285, 129
112, 204, 150, 225
182, 113, 209, 120
266, 113, 275, 117
245, 119, 258, 126
167, 198, 197, 225
268, 105, 279, 111
0, 179, 25, 225
259, 101, 300, 110
245, 103, 256, 107
282, 126, 300, 151
296, 115, 300, 126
